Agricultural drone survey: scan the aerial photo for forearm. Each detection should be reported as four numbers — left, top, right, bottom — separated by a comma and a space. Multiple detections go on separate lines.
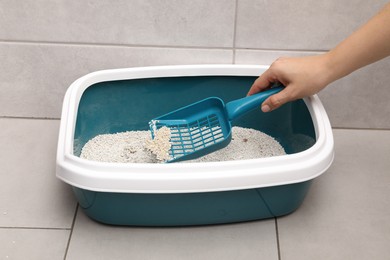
248, 2, 390, 112
325, 2, 390, 83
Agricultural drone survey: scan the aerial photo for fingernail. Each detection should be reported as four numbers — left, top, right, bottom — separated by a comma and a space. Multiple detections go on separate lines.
262, 105, 270, 112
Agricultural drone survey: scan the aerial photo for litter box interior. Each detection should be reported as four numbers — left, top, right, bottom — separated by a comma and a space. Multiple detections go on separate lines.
73, 76, 316, 158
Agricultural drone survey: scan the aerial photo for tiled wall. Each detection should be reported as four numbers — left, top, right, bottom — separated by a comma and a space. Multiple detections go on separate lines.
1, 0, 389, 129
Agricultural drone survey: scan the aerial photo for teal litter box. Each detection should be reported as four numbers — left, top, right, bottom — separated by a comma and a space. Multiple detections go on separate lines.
56, 65, 334, 226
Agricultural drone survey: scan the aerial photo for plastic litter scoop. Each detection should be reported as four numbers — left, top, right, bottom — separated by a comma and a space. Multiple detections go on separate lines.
149, 85, 284, 163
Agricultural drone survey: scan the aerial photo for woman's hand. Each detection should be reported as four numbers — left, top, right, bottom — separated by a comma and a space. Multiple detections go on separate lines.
248, 2, 390, 113
247, 54, 332, 112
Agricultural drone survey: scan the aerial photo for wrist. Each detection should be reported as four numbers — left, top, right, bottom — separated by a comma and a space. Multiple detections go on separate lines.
320, 51, 342, 86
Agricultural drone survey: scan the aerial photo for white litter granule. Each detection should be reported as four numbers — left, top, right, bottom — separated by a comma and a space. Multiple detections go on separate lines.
80, 131, 155, 163
188, 127, 285, 163
80, 126, 286, 163
144, 126, 172, 162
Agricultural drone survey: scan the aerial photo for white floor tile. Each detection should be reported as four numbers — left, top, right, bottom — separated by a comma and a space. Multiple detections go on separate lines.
277, 129, 390, 260
66, 209, 279, 260
0, 228, 70, 260
0, 118, 77, 228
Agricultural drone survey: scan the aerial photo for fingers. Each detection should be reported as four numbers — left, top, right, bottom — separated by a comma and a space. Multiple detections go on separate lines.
247, 69, 275, 96
248, 67, 292, 112
261, 87, 294, 112
249, 55, 328, 112
248, 57, 298, 112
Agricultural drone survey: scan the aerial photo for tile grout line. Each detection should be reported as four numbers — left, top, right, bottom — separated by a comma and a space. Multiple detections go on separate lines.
232, 0, 239, 64
0, 39, 233, 51
63, 204, 79, 260
0, 116, 60, 121
0, 39, 330, 53
0, 226, 71, 231
275, 217, 282, 260
236, 47, 329, 53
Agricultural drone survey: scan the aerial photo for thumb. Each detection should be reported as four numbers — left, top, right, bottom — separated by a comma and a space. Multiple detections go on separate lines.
261, 87, 293, 112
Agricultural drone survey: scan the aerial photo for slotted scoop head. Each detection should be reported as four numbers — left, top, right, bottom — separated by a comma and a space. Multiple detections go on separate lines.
149, 86, 283, 162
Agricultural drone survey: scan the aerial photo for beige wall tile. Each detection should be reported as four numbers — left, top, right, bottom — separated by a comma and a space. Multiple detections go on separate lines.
0, 0, 235, 48
236, 0, 387, 50
0, 43, 232, 118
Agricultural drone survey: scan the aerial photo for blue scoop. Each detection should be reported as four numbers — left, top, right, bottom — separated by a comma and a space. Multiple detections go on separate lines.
149, 86, 284, 162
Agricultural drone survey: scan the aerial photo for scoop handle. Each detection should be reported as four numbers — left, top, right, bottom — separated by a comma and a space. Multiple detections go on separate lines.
226, 86, 283, 121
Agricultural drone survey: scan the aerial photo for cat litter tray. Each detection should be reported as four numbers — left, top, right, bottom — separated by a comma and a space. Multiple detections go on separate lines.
56, 64, 334, 226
